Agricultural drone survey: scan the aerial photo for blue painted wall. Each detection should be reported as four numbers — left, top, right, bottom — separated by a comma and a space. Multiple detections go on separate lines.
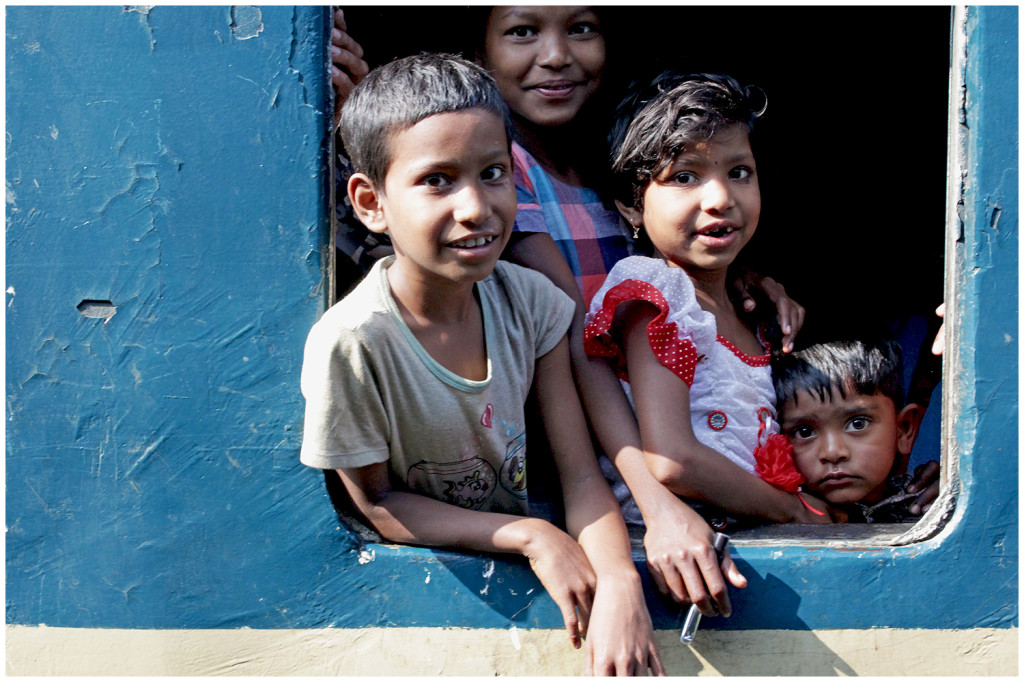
6, 5, 337, 628
6, 5, 1017, 633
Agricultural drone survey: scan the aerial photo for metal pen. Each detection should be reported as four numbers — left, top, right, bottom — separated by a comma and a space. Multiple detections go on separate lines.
680, 532, 730, 643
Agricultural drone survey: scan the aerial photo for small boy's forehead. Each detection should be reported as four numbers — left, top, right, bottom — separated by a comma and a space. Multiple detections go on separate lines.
783, 386, 892, 416
791, 384, 848, 405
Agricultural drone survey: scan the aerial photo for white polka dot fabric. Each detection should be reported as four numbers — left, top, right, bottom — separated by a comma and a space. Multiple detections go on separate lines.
584, 256, 779, 474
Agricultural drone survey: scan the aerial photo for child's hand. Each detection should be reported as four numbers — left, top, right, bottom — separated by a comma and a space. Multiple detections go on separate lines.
792, 492, 834, 523
331, 9, 369, 128
584, 574, 665, 676
732, 269, 806, 353
643, 497, 746, 615
906, 460, 941, 515
521, 521, 598, 649
931, 303, 946, 355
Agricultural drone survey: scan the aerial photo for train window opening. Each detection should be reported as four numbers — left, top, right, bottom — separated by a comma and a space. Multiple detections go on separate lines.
325, 6, 954, 549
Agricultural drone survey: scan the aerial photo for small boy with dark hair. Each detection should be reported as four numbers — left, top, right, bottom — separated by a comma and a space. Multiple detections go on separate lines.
300, 53, 661, 675
773, 339, 931, 522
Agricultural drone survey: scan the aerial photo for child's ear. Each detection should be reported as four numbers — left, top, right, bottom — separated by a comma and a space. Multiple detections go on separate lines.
896, 402, 926, 455
614, 199, 642, 230
348, 172, 388, 234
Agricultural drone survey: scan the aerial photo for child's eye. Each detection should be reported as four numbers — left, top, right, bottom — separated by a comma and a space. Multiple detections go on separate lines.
422, 174, 451, 189
568, 21, 600, 36
505, 25, 537, 39
846, 417, 870, 432
790, 425, 815, 440
672, 171, 698, 185
481, 165, 507, 182
730, 166, 754, 180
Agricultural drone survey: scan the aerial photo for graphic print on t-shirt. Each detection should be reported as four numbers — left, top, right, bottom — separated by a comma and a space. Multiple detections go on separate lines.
407, 458, 496, 510
500, 426, 527, 499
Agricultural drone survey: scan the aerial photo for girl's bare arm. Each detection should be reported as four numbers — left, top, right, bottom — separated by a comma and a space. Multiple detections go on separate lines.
505, 233, 745, 612
620, 301, 831, 524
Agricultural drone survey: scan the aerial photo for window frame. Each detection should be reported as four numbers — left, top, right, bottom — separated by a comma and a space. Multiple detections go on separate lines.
319, 5, 1018, 636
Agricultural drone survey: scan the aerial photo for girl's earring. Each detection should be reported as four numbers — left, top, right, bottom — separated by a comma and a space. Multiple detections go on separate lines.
631, 222, 641, 240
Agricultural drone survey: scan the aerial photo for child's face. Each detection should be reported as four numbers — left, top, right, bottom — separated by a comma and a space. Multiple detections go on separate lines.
367, 109, 516, 288
483, 6, 605, 128
779, 389, 904, 506
626, 124, 760, 276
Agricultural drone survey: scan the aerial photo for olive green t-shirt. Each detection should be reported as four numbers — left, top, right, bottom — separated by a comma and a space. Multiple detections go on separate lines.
300, 257, 574, 515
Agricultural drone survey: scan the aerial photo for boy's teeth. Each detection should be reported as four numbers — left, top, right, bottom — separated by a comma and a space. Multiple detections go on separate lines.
451, 235, 494, 248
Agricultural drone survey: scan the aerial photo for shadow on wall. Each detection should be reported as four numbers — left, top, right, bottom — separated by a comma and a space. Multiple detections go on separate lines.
324, 468, 563, 629
321, 472, 857, 675
653, 562, 858, 675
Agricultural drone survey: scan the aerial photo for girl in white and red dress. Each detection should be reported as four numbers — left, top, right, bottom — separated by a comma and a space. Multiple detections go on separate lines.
585, 73, 831, 529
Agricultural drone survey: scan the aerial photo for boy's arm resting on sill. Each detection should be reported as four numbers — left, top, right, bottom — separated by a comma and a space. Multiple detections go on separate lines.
621, 302, 831, 525
534, 335, 664, 676
505, 232, 743, 615
336, 461, 598, 650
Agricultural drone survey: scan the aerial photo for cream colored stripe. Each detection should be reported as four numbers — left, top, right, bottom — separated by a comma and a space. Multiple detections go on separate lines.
6, 624, 1017, 676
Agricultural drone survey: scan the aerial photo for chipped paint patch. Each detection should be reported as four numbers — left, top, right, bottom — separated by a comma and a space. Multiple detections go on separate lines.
77, 300, 117, 323
125, 6, 156, 50
230, 6, 263, 40
480, 559, 495, 595
357, 549, 375, 565
509, 624, 521, 650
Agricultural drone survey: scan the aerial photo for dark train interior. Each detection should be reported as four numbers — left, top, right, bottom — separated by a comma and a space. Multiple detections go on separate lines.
337, 6, 949, 351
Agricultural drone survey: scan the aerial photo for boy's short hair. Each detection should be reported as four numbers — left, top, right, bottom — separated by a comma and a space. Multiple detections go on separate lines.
610, 72, 767, 209
338, 53, 513, 188
773, 339, 905, 409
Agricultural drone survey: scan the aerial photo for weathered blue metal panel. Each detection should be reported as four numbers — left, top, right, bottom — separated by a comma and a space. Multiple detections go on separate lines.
6, 5, 336, 628
5, 5, 1017, 634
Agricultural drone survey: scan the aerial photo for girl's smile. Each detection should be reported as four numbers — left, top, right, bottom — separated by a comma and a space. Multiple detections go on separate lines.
526, 78, 588, 100
695, 220, 742, 247
625, 124, 760, 276
483, 6, 605, 128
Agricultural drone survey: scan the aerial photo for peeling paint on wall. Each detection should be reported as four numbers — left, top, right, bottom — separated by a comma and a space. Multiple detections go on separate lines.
124, 6, 156, 50
230, 6, 264, 40
6, 5, 332, 629
77, 300, 117, 322
3, 4, 1016, 644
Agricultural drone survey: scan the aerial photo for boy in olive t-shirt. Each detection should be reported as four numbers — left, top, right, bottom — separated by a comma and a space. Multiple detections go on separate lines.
298, 54, 663, 675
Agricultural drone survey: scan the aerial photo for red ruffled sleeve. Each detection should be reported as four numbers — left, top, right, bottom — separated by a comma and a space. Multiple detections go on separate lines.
583, 279, 701, 387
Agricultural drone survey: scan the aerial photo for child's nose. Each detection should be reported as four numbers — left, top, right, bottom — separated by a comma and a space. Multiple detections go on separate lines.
452, 184, 492, 224
701, 179, 735, 213
820, 432, 850, 463
536, 32, 572, 69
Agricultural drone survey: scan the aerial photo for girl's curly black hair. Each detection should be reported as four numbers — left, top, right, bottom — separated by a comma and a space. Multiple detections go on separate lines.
609, 72, 767, 210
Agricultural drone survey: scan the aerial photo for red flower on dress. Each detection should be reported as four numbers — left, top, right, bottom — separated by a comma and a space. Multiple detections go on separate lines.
754, 433, 804, 493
